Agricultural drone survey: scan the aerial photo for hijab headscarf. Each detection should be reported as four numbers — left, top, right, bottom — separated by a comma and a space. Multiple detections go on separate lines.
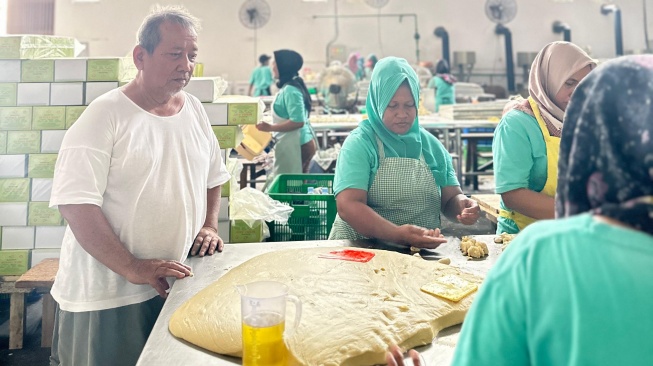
273, 49, 312, 117
358, 56, 454, 184
365, 53, 378, 70
528, 42, 596, 135
556, 55, 653, 235
347, 52, 360, 75
435, 59, 457, 85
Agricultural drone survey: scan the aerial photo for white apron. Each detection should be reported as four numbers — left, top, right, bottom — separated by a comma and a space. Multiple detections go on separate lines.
270, 94, 303, 179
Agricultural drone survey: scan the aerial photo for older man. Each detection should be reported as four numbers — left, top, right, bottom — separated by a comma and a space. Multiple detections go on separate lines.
49, 6, 230, 365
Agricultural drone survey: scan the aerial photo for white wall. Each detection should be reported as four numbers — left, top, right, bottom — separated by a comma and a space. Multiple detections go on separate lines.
54, 0, 649, 89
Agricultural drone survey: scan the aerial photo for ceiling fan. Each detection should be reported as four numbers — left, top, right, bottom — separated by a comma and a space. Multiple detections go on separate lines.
485, 0, 518, 25
239, 0, 272, 65
365, 0, 390, 9
239, 0, 271, 29
485, 0, 518, 93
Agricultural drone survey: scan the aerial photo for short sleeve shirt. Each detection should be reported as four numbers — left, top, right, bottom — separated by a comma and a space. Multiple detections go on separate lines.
49, 89, 230, 312
273, 85, 315, 145
249, 66, 273, 96
334, 127, 458, 195
430, 76, 455, 111
452, 214, 653, 366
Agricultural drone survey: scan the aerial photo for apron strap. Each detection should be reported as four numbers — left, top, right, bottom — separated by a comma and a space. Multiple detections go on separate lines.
375, 136, 386, 159
528, 97, 555, 140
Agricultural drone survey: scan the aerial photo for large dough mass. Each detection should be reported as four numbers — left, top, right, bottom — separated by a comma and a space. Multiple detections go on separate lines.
169, 247, 482, 365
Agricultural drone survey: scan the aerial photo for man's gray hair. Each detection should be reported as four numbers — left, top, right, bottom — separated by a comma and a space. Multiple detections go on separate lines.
137, 5, 201, 54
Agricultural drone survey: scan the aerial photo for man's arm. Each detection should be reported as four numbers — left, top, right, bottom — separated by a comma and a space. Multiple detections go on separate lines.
190, 185, 224, 256
256, 120, 303, 132
203, 185, 221, 231
59, 204, 192, 298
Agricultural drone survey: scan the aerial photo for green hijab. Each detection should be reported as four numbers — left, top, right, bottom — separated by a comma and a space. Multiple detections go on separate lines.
359, 57, 456, 185
359, 57, 458, 186
363, 56, 422, 157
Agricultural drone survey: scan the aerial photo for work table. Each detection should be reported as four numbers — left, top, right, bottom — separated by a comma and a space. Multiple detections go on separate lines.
137, 236, 503, 366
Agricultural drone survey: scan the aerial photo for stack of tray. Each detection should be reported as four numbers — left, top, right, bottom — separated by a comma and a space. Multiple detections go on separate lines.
439, 100, 508, 120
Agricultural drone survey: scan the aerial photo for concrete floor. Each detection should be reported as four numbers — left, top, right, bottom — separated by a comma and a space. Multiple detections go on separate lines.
0, 177, 495, 366
0, 294, 51, 366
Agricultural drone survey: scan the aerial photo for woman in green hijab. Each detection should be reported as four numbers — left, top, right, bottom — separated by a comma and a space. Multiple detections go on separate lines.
328, 57, 480, 248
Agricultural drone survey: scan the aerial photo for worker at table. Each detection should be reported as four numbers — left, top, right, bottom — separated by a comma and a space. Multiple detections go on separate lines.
388, 54, 653, 366
256, 49, 317, 176
427, 59, 456, 112
247, 53, 273, 97
493, 42, 595, 234
347, 51, 364, 81
328, 57, 480, 248
453, 54, 653, 366
364, 53, 379, 79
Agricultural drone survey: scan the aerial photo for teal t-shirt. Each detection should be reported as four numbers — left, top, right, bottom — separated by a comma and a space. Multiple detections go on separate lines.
428, 76, 455, 112
272, 85, 314, 145
249, 66, 273, 96
452, 213, 653, 366
333, 125, 459, 195
493, 109, 547, 234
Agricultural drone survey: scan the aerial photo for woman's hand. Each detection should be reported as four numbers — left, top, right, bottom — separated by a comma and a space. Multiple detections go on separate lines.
256, 121, 273, 132
441, 187, 480, 224
386, 345, 422, 366
394, 225, 448, 249
456, 198, 480, 225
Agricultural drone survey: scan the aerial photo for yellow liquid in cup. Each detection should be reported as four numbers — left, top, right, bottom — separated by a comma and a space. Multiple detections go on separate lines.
242, 312, 287, 366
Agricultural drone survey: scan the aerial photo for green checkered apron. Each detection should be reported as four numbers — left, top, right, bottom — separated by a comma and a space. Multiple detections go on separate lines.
329, 136, 441, 240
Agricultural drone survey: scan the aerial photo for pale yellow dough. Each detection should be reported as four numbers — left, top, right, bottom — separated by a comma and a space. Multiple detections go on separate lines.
169, 247, 482, 366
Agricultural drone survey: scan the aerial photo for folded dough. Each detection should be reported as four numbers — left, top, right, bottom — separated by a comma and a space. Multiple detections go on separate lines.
169, 247, 481, 366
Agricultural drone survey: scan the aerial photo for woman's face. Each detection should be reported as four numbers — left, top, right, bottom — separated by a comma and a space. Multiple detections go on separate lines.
271, 60, 278, 79
553, 64, 593, 111
382, 84, 417, 135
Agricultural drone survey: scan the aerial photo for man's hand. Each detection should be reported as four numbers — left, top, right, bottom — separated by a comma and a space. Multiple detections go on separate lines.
386, 345, 422, 366
190, 226, 224, 257
393, 225, 448, 249
125, 259, 192, 298
456, 198, 481, 225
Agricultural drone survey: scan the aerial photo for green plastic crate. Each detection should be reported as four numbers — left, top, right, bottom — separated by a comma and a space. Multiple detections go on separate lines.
266, 174, 336, 241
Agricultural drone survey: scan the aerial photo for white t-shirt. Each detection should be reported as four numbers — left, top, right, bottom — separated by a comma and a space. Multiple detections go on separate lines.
50, 88, 230, 312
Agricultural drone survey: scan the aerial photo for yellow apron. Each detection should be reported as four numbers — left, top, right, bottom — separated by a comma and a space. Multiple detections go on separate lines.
499, 97, 560, 231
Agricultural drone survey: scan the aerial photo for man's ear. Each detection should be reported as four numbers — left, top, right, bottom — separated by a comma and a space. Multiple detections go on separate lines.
133, 45, 146, 70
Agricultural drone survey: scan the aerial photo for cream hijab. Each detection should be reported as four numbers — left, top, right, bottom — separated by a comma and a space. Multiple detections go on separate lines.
529, 42, 596, 134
